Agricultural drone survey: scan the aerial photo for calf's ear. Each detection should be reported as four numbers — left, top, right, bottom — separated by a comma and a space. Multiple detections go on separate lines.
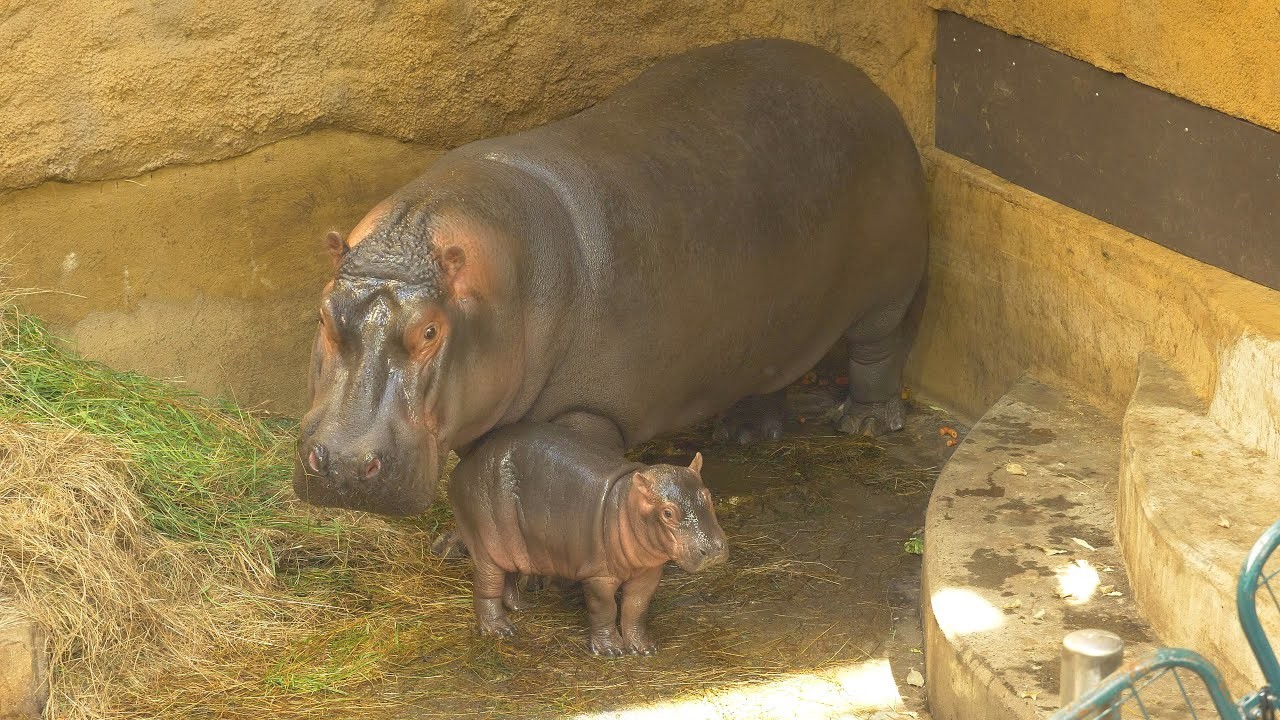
325, 231, 348, 270
630, 471, 659, 504
689, 452, 704, 475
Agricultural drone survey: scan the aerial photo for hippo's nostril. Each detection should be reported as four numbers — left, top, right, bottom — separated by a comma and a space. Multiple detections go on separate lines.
364, 455, 383, 480
307, 445, 328, 474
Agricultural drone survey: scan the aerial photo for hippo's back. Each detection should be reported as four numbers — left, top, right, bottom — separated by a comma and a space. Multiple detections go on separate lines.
447, 39, 928, 446
456, 38, 923, 286
450, 424, 643, 578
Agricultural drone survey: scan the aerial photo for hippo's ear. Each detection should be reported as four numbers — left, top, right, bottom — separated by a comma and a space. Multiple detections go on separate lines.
689, 452, 703, 475
325, 231, 349, 269
630, 471, 658, 504
437, 245, 470, 298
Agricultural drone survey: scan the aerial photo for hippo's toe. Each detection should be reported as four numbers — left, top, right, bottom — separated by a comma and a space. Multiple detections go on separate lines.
588, 631, 625, 657
713, 392, 789, 445
625, 640, 658, 656
429, 527, 470, 559
478, 619, 516, 639
838, 396, 905, 437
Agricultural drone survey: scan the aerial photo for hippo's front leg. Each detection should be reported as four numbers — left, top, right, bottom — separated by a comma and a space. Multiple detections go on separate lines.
581, 576, 625, 657
619, 566, 663, 655
471, 555, 517, 638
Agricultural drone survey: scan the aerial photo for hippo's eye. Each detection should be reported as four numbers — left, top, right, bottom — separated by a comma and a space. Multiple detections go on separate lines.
423, 324, 438, 342
662, 507, 677, 522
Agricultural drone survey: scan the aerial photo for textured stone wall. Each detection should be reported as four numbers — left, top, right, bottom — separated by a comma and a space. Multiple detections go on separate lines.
1, 0, 934, 192
9, 0, 1279, 418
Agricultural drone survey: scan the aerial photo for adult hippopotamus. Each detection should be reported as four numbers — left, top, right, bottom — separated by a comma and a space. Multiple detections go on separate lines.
294, 38, 928, 516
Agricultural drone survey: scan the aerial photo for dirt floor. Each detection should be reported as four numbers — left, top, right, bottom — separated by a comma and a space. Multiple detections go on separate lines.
391, 388, 965, 720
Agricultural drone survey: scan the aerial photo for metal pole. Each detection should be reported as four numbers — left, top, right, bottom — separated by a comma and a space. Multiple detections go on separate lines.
1061, 629, 1125, 717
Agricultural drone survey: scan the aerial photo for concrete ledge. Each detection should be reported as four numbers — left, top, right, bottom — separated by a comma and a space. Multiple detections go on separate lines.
1118, 353, 1280, 695
924, 376, 1136, 718
1209, 334, 1280, 463
923, 375, 1198, 719
910, 149, 1280, 424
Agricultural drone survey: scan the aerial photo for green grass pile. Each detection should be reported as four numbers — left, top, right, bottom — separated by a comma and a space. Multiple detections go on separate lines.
0, 301, 465, 718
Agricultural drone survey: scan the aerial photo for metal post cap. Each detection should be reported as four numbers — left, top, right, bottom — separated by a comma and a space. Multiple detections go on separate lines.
1063, 629, 1125, 657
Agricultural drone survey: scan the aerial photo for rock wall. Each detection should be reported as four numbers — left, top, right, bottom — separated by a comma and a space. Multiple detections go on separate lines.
1, 0, 934, 192
8, 0, 1279, 422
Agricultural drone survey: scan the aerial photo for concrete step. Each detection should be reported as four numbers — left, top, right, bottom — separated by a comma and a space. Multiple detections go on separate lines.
921, 376, 1200, 719
1208, 335, 1280, 464
1118, 353, 1280, 696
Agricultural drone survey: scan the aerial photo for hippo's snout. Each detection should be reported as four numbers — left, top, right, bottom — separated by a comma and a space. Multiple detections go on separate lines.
678, 530, 729, 574
303, 442, 385, 482
293, 427, 440, 517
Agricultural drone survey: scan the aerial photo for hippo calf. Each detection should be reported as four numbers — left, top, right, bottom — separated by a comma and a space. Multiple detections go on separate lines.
449, 423, 727, 656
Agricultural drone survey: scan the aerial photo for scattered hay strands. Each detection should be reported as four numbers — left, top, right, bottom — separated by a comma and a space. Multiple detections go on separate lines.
0, 290, 924, 719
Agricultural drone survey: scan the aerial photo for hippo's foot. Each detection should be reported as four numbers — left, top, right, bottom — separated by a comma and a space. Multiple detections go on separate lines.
475, 599, 517, 639
588, 628, 626, 658
838, 396, 906, 437
712, 391, 787, 445
622, 627, 658, 656
429, 527, 469, 560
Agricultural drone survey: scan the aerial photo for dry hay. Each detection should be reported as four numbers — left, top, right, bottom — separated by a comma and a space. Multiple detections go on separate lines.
0, 294, 915, 719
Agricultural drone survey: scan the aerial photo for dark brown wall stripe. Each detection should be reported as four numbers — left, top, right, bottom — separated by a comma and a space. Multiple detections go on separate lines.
935, 11, 1280, 292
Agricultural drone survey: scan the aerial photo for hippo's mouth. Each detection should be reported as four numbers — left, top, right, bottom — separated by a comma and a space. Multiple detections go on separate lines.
291, 447, 443, 517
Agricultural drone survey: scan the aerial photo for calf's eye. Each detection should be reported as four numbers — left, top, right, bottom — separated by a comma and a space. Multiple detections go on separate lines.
662, 507, 676, 522
424, 324, 438, 342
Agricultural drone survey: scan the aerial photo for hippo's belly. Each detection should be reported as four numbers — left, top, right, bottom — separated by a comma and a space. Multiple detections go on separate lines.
475, 39, 928, 445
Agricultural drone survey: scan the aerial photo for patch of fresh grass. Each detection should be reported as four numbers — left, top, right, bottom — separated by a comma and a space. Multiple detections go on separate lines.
0, 305, 299, 546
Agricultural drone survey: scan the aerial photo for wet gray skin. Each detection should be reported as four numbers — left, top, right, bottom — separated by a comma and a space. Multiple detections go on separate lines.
294, 38, 928, 516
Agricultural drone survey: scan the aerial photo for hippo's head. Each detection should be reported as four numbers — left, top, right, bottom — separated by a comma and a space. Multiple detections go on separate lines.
294, 202, 522, 515
631, 453, 729, 573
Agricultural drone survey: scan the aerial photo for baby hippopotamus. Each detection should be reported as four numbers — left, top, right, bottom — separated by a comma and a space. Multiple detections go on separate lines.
448, 422, 728, 656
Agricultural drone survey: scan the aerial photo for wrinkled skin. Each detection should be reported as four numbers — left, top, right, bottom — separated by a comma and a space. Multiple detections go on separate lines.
294, 38, 928, 517
448, 423, 727, 655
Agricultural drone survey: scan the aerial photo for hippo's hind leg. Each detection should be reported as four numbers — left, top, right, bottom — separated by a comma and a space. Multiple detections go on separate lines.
840, 280, 926, 437
712, 389, 788, 445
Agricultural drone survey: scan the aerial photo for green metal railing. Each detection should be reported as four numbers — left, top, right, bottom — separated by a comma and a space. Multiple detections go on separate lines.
1053, 519, 1280, 720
